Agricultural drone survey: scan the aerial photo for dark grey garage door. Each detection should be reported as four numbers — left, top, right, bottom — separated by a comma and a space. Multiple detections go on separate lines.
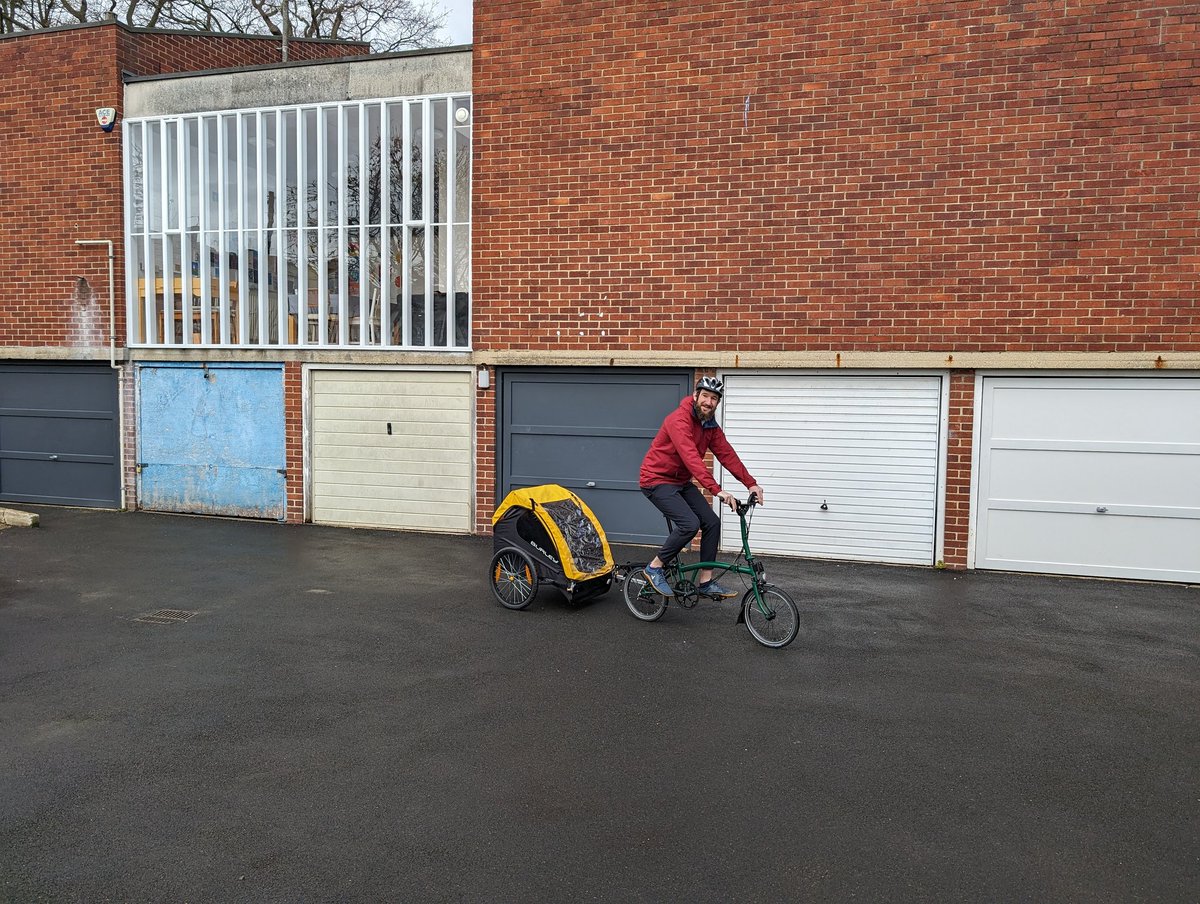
499, 369, 692, 544
0, 363, 120, 508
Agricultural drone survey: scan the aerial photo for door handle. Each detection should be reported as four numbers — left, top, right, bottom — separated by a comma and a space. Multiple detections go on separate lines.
48, 454, 59, 461
586, 481, 596, 488
1096, 506, 1108, 513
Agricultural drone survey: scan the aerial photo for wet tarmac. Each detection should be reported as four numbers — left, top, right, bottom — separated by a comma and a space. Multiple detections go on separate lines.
1, 508, 1197, 902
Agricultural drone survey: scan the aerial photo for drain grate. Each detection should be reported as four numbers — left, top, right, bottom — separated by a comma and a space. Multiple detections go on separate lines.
135, 608, 199, 625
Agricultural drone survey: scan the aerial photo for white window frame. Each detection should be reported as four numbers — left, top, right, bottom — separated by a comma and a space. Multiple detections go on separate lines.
124, 93, 472, 350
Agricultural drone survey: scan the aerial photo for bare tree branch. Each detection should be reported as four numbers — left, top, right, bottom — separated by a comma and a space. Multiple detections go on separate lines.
60, 0, 87, 22
1, 0, 448, 50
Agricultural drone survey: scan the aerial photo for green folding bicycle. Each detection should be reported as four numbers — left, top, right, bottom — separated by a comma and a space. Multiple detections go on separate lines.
620, 496, 800, 649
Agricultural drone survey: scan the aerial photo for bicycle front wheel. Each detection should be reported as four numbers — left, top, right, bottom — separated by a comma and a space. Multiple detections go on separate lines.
623, 569, 668, 622
742, 585, 800, 648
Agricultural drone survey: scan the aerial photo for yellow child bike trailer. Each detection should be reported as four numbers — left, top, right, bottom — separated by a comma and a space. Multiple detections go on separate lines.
489, 484, 615, 609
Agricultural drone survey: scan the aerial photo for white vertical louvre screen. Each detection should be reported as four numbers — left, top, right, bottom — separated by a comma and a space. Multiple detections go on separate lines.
124, 94, 471, 349
718, 374, 943, 565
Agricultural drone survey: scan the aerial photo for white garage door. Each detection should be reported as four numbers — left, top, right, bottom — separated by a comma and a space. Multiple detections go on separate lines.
310, 369, 472, 532
975, 376, 1200, 582
718, 374, 944, 565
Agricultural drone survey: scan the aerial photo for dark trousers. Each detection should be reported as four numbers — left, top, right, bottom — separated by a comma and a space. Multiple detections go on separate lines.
642, 483, 721, 565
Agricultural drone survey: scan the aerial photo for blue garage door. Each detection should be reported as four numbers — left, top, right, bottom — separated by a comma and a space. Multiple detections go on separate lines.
499, 369, 692, 544
137, 363, 285, 519
0, 363, 119, 508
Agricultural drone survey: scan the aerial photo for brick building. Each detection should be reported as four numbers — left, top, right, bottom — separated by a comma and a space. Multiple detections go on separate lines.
2, 4, 1197, 584
2, 24, 474, 533
471, 0, 1200, 582
0, 20, 368, 511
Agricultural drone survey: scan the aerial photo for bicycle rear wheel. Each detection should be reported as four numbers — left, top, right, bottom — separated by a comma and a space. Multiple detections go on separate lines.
490, 547, 539, 610
742, 585, 799, 648
623, 569, 668, 622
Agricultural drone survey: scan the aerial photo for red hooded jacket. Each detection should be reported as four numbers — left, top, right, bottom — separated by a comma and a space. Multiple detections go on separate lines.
639, 396, 757, 496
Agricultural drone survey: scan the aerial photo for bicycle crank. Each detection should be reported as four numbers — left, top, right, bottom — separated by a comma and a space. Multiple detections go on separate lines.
674, 579, 699, 609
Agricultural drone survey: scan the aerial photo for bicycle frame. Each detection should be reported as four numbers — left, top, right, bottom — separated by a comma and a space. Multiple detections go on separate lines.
663, 499, 774, 618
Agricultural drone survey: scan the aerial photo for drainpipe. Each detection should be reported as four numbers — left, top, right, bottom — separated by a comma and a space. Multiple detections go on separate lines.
75, 239, 126, 510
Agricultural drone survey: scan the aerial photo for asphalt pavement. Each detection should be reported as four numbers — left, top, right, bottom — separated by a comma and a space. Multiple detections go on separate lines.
1, 508, 1197, 902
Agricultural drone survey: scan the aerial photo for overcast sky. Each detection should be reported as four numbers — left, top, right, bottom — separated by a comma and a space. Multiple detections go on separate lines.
437, 0, 472, 45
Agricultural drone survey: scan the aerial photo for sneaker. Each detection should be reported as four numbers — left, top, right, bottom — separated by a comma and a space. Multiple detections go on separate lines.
643, 565, 674, 596
698, 579, 738, 599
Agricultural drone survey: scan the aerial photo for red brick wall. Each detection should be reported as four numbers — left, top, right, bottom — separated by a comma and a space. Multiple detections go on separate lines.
472, 1, 1200, 355
284, 362, 304, 523
0, 27, 124, 348
474, 367, 496, 532
0, 23, 366, 351
118, 28, 369, 77
944, 371, 976, 569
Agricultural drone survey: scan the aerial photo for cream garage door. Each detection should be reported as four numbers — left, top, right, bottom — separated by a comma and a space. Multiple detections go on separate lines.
311, 369, 472, 531
718, 374, 944, 565
975, 376, 1200, 582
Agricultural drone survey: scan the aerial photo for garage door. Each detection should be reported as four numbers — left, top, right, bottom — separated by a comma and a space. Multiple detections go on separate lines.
975, 376, 1200, 582
499, 369, 693, 544
138, 363, 286, 519
310, 369, 472, 532
0, 363, 120, 509
718, 374, 944, 564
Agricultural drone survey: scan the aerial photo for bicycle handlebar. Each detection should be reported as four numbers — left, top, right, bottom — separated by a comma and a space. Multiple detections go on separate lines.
735, 494, 760, 517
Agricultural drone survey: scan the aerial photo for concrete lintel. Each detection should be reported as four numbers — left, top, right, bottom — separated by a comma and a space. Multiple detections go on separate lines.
474, 350, 1200, 371
0, 346, 118, 362
22, 347, 1200, 372
129, 348, 474, 367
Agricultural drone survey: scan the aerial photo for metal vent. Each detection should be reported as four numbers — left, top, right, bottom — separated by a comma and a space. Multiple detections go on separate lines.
135, 609, 198, 624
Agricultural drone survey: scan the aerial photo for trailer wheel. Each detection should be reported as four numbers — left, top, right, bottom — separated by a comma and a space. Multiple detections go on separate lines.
490, 547, 539, 610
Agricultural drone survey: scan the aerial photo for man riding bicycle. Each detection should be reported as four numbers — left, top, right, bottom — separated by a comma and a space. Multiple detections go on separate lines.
639, 376, 763, 599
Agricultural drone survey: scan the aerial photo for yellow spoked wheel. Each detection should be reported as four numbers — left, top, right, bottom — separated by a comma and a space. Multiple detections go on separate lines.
489, 547, 539, 610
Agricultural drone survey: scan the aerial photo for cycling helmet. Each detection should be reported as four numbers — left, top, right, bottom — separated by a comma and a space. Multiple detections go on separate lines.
695, 376, 724, 398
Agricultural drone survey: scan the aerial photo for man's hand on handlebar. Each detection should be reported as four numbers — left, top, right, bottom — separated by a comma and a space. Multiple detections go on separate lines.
718, 487, 763, 512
